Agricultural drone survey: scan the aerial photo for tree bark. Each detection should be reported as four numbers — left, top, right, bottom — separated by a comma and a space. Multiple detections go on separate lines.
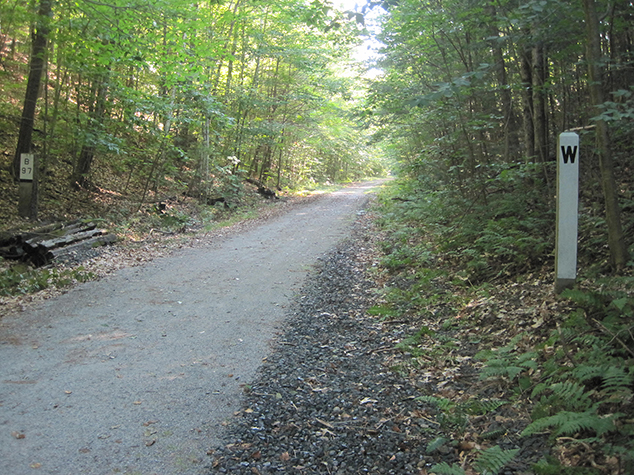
72, 70, 110, 189
519, 47, 535, 162
582, 0, 629, 270
486, 5, 517, 162
12, 0, 53, 179
532, 41, 548, 164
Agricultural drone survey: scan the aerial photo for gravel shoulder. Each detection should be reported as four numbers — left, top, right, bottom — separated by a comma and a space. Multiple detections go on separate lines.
208, 208, 431, 475
0, 181, 383, 475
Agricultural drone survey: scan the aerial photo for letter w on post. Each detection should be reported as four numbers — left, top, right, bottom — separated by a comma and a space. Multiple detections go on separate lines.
561, 145, 578, 164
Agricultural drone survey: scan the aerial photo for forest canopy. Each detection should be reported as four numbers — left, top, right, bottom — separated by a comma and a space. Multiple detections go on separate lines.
1, 0, 385, 222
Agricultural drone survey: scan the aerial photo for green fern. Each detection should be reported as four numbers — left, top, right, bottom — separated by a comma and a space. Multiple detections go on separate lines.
425, 436, 449, 454
551, 381, 592, 410
531, 381, 550, 399
601, 366, 633, 392
560, 288, 606, 312
522, 407, 617, 437
463, 398, 506, 416
571, 365, 604, 383
417, 395, 454, 411
473, 446, 520, 475
429, 462, 466, 475
477, 334, 538, 384
533, 457, 603, 474
430, 446, 520, 475
480, 428, 506, 440
479, 363, 525, 381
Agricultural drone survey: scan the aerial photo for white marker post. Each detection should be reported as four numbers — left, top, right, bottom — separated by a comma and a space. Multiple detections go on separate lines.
555, 132, 579, 293
18, 153, 38, 219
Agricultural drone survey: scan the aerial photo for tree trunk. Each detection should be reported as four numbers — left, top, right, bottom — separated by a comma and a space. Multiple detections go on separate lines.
582, 0, 629, 270
12, 0, 53, 179
532, 41, 548, 164
138, 86, 177, 210
486, 6, 517, 162
72, 73, 109, 189
198, 116, 211, 203
520, 47, 535, 161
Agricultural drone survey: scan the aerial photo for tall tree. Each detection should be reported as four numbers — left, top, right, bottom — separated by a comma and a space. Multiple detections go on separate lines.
12, 0, 53, 180
582, 0, 629, 269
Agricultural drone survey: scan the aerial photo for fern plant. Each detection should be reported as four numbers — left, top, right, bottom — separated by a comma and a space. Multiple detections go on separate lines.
473, 446, 520, 475
475, 286, 634, 472
522, 405, 618, 438
476, 333, 537, 390
417, 395, 507, 432
430, 446, 519, 475
531, 380, 593, 415
430, 462, 467, 475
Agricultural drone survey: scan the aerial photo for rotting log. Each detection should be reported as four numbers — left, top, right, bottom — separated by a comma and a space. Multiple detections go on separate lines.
0, 221, 117, 267
50, 234, 118, 262
0, 221, 70, 248
35, 227, 103, 250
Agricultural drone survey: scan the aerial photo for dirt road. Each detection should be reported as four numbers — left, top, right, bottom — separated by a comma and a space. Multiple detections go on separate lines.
0, 181, 383, 475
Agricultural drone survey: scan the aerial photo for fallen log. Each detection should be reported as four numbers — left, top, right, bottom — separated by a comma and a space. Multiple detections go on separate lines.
0, 221, 71, 248
36, 227, 104, 250
50, 234, 118, 262
0, 221, 117, 267
0, 245, 25, 260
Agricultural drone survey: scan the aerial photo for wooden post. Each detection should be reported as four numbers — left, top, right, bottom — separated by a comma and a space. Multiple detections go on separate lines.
18, 153, 38, 219
555, 132, 579, 293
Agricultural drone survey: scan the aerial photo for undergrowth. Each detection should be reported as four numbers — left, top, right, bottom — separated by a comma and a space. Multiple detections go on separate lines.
0, 262, 94, 297
372, 170, 633, 475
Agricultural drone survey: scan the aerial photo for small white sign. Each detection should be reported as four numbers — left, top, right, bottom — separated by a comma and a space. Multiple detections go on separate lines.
555, 132, 579, 291
20, 153, 34, 181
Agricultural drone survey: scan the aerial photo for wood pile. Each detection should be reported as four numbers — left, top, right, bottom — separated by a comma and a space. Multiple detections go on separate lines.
0, 221, 118, 267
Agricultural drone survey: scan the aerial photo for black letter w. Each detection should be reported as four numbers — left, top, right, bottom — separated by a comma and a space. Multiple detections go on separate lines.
561, 146, 578, 164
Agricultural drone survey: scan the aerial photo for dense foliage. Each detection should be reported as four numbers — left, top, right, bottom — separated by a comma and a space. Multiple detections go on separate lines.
365, 0, 634, 270
365, 0, 634, 473
0, 0, 385, 222
2, 0, 634, 472
373, 182, 634, 472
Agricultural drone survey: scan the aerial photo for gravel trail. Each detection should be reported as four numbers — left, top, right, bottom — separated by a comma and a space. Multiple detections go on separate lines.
0, 181, 383, 475
208, 209, 432, 475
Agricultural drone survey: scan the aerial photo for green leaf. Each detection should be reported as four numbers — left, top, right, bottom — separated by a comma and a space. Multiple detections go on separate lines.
473, 446, 520, 475
425, 436, 449, 454
429, 462, 466, 475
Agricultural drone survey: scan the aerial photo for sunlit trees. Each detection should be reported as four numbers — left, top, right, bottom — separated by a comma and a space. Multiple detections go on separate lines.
2, 0, 379, 214
12, 0, 52, 181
